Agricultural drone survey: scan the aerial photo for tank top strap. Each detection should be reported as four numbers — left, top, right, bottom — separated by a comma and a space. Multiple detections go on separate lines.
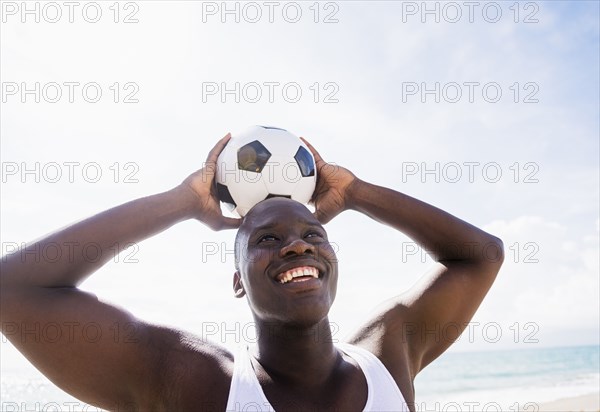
225, 345, 275, 412
336, 342, 410, 412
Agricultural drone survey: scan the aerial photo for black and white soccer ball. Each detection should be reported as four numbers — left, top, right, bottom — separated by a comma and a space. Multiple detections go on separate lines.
215, 125, 317, 217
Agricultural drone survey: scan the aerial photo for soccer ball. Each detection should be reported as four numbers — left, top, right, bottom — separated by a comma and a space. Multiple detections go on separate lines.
215, 125, 317, 217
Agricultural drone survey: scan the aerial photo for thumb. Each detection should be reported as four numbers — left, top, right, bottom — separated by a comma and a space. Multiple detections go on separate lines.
313, 207, 333, 225
219, 216, 242, 230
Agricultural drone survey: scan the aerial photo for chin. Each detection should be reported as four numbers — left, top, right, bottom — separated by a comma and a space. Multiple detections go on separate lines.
254, 302, 332, 329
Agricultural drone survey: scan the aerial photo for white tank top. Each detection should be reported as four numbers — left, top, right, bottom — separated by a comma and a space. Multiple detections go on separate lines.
225, 342, 410, 411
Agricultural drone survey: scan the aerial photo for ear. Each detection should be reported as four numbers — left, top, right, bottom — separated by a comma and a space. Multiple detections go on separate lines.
233, 271, 246, 298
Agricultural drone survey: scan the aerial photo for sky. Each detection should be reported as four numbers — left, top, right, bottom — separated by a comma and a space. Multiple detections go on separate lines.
1, 0, 599, 406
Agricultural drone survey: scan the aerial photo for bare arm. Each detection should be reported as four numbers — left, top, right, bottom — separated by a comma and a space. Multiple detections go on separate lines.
302, 138, 504, 378
0, 134, 239, 409
345, 180, 503, 372
3, 185, 201, 289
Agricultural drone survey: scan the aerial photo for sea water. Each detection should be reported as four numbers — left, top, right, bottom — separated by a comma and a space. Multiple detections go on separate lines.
415, 344, 600, 411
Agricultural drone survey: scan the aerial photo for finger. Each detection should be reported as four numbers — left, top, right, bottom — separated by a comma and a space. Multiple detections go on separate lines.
218, 216, 242, 230
206, 133, 232, 164
313, 208, 332, 225
299, 137, 325, 165
309, 184, 325, 204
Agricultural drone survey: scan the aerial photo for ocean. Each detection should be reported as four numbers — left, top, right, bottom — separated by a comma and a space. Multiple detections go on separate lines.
414, 344, 600, 411
1, 344, 598, 411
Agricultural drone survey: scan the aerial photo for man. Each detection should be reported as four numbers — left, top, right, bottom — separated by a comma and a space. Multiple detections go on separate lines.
1, 134, 504, 411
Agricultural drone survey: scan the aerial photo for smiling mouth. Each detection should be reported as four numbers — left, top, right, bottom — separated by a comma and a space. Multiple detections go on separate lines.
276, 266, 320, 284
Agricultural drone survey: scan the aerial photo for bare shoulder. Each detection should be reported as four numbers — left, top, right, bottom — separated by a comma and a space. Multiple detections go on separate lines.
343, 297, 416, 404
142, 324, 234, 410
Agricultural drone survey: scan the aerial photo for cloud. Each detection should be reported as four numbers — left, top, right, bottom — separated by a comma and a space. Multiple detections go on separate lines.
481, 216, 599, 331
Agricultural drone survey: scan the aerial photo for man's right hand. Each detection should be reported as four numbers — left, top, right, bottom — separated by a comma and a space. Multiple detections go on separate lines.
182, 133, 241, 231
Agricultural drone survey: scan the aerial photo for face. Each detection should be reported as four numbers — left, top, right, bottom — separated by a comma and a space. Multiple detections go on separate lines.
234, 198, 338, 327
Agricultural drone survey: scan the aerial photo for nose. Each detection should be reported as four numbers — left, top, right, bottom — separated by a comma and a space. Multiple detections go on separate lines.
279, 238, 315, 258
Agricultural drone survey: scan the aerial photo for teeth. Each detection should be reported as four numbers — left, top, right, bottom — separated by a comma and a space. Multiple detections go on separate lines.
277, 266, 320, 284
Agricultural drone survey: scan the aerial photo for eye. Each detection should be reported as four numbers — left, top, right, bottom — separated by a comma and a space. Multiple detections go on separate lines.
305, 231, 324, 240
258, 234, 279, 243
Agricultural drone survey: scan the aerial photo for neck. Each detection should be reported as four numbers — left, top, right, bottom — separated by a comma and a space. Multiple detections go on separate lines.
251, 317, 339, 386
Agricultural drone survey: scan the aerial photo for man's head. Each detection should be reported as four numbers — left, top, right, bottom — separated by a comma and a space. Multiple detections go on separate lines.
233, 197, 338, 327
